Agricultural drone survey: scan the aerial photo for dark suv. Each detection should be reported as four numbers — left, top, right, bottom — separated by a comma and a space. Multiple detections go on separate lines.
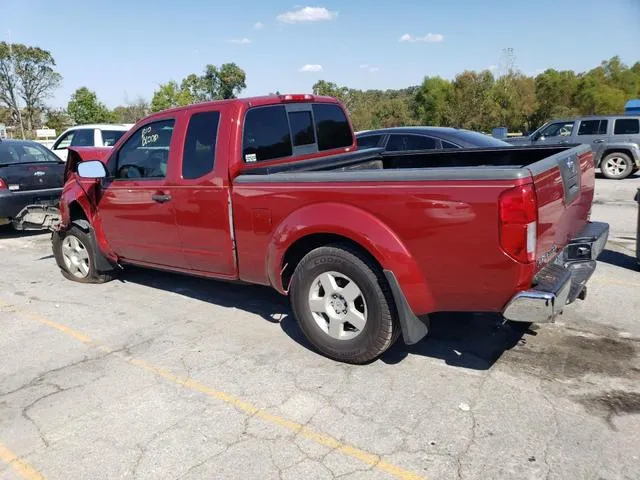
507, 116, 640, 179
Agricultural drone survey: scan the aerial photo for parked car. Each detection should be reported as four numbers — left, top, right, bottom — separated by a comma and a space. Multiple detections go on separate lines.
506, 115, 640, 179
51, 124, 132, 162
0, 139, 64, 230
356, 126, 511, 151
53, 94, 607, 364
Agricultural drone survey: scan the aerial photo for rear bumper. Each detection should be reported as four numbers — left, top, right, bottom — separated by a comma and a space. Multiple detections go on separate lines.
0, 188, 62, 218
503, 221, 609, 323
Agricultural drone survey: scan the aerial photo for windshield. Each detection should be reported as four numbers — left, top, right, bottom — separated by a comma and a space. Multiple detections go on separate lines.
0, 141, 62, 165
450, 130, 511, 147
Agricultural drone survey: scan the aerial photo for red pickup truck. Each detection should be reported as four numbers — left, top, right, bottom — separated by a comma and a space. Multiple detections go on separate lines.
52, 94, 609, 364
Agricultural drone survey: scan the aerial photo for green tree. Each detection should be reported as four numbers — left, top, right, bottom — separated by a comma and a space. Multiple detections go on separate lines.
0, 42, 62, 133
67, 87, 113, 124
414, 76, 453, 125
216, 63, 246, 99
448, 70, 497, 131
43, 108, 73, 134
150, 81, 193, 112
493, 73, 538, 132
112, 97, 149, 123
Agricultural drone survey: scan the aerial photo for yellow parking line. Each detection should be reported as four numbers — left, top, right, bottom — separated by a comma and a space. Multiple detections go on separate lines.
1, 299, 426, 480
0, 441, 44, 480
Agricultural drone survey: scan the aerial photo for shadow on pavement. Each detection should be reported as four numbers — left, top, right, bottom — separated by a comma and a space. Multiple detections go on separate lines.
0, 225, 49, 239
598, 248, 639, 271
118, 267, 531, 369
381, 313, 531, 369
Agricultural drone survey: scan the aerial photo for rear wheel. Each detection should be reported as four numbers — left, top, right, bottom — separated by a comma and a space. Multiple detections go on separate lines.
601, 152, 634, 179
52, 225, 115, 283
289, 244, 399, 364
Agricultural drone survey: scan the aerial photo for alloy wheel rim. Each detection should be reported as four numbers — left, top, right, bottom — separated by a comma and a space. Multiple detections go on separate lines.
605, 157, 627, 177
61, 235, 90, 279
308, 271, 368, 340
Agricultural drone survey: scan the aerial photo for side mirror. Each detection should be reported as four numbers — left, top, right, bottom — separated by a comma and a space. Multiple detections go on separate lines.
77, 160, 107, 179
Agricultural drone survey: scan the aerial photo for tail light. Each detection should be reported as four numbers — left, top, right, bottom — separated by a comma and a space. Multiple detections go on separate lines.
0, 177, 7, 190
499, 184, 537, 263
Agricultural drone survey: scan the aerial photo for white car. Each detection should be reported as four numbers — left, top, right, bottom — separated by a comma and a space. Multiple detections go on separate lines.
51, 124, 133, 161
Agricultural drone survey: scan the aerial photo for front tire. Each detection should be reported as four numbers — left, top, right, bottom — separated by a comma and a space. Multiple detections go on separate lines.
289, 244, 399, 364
601, 152, 634, 179
52, 225, 115, 284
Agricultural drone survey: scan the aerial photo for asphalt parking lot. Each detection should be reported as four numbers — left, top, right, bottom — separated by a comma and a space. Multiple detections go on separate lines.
1, 174, 639, 480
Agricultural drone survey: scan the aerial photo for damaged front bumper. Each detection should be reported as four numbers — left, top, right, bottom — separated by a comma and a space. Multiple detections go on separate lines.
503, 221, 609, 324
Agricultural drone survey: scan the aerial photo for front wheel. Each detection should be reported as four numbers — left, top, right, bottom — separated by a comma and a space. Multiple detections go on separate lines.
601, 152, 634, 179
52, 225, 115, 284
289, 244, 399, 364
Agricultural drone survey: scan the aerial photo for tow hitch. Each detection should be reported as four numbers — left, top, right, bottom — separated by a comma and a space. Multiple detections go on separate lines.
12, 204, 61, 231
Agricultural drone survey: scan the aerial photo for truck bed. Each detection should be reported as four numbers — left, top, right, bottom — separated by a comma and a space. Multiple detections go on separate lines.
233, 143, 594, 316
237, 145, 578, 181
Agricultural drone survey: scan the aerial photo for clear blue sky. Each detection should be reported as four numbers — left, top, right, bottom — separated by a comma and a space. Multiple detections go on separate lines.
2, 0, 639, 108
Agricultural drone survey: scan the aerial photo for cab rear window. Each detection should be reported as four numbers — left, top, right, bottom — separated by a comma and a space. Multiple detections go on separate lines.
242, 102, 353, 163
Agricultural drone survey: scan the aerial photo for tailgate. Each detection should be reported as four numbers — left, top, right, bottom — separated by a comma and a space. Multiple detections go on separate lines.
529, 144, 595, 270
0, 162, 65, 191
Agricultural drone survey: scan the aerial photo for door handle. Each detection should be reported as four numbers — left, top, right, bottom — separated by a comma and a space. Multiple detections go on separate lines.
151, 193, 172, 203
593, 139, 604, 144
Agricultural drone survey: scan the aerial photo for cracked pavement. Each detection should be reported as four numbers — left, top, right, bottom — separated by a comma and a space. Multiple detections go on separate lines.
1, 175, 639, 479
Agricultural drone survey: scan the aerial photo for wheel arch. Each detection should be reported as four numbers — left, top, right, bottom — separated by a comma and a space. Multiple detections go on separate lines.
267, 202, 436, 317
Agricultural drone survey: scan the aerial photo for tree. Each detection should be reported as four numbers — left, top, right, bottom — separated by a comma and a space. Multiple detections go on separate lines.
150, 63, 247, 112
0, 42, 25, 136
414, 76, 453, 125
216, 63, 247, 99
0, 42, 62, 133
67, 87, 113, 124
112, 97, 149, 123
448, 70, 497, 131
43, 108, 73, 134
150, 81, 193, 112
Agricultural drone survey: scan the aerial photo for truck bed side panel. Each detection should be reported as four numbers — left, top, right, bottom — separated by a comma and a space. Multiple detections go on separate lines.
232, 178, 531, 315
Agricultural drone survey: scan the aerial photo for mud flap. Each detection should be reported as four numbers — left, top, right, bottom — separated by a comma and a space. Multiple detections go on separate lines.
12, 205, 61, 231
383, 269, 429, 345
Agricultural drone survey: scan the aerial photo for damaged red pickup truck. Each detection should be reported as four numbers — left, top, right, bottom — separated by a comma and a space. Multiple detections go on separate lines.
52, 94, 609, 363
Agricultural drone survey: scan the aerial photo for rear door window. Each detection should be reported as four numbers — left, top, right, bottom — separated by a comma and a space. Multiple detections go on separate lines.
101, 130, 126, 146
243, 105, 293, 162
386, 134, 437, 151
182, 111, 220, 179
614, 118, 640, 135
312, 104, 353, 151
578, 120, 608, 135
70, 129, 95, 147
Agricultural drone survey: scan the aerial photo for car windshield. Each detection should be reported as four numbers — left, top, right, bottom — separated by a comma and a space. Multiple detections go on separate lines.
0, 141, 62, 165
448, 130, 511, 147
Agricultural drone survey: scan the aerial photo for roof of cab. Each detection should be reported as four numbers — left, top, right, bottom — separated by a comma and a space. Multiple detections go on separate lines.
145, 94, 340, 118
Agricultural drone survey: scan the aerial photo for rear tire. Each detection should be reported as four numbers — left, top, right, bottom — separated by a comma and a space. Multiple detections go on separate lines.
52, 225, 115, 284
289, 244, 399, 364
601, 152, 633, 179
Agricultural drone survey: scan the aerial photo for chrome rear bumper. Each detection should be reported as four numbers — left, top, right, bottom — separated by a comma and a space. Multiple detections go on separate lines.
503, 221, 609, 324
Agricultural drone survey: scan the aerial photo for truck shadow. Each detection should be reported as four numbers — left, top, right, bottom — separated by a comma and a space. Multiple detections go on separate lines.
120, 267, 530, 370
380, 313, 532, 369
598, 248, 639, 271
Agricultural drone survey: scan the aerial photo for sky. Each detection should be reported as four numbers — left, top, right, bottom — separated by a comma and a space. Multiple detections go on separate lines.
2, 0, 639, 109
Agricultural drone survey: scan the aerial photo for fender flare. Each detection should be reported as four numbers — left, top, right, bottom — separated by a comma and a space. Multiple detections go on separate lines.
599, 143, 640, 167
266, 202, 436, 318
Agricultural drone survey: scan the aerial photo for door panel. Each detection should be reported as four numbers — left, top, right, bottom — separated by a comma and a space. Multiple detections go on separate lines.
97, 118, 184, 267
172, 109, 236, 276
98, 181, 183, 266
